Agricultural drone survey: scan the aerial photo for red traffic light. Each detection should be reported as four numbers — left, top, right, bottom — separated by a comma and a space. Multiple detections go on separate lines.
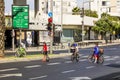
48, 17, 52, 23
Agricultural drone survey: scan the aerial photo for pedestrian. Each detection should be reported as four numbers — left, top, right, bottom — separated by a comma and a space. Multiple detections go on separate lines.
42, 42, 49, 62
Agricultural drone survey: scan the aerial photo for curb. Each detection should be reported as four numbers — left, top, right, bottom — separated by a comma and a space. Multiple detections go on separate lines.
0, 53, 72, 64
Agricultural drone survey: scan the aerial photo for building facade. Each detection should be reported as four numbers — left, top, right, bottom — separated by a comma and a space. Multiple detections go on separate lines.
91, 0, 120, 18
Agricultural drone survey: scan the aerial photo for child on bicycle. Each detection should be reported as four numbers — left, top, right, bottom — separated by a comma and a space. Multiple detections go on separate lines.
93, 43, 99, 63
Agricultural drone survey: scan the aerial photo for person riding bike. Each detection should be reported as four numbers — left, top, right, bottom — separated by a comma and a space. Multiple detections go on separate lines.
93, 43, 99, 63
70, 43, 79, 62
70, 43, 77, 55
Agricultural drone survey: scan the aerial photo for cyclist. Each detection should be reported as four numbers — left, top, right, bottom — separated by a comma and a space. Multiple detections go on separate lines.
70, 43, 79, 60
93, 43, 99, 63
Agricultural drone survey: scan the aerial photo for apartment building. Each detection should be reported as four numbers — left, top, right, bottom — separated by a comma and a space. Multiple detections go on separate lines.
91, 0, 120, 18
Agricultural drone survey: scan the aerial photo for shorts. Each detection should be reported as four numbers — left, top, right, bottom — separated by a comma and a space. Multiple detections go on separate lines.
43, 51, 48, 55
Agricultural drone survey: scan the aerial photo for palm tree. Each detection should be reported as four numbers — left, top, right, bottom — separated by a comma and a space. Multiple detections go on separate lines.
0, 0, 5, 57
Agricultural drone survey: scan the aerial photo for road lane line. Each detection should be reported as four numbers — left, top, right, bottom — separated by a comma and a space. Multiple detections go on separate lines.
103, 63, 110, 66
86, 66, 95, 69
0, 68, 18, 72
105, 58, 115, 61
62, 70, 75, 74
24, 65, 41, 68
29, 75, 47, 80
65, 61, 72, 63
80, 59, 87, 62
82, 55, 88, 58
116, 61, 120, 63
0, 73, 22, 78
47, 62, 60, 65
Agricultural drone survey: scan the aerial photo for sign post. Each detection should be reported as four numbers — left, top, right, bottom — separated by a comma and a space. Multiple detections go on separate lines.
12, 5, 29, 46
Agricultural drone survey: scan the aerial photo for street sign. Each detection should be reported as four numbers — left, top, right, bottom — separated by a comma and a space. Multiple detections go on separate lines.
48, 12, 53, 17
12, 5, 29, 29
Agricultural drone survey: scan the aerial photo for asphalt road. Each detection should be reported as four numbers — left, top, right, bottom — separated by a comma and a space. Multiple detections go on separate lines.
0, 45, 120, 80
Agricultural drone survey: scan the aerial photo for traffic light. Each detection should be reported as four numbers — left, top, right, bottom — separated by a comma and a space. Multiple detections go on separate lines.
48, 17, 52, 23
80, 8, 84, 17
47, 22, 52, 31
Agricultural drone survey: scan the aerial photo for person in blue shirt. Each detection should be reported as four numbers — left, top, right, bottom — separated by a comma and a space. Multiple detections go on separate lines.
93, 43, 99, 63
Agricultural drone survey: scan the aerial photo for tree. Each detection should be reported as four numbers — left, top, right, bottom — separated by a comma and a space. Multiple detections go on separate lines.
92, 13, 120, 42
0, 0, 5, 57
72, 7, 98, 18
72, 7, 80, 15
84, 10, 98, 18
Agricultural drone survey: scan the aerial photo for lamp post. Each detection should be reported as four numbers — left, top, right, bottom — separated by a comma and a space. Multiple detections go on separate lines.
61, 0, 63, 42
81, 0, 93, 41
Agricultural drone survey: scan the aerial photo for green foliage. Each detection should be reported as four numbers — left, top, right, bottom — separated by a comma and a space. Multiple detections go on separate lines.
72, 7, 80, 15
16, 47, 26, 57
84, 10, 98, 18
92, 13, 120, 37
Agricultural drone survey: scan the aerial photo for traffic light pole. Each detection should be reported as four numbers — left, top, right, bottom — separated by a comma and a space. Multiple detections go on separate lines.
50, 0, 53, 54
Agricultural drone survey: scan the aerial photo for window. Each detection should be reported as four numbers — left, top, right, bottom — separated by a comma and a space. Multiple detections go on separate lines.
102, 1, 107, 6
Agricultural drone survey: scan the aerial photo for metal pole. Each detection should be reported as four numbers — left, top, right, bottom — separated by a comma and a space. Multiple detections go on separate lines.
12, 29, 15, 51
82, 1, 84, 42
50, 0, 53, 54
19, 29, 22, 46
61, 0, 63, 42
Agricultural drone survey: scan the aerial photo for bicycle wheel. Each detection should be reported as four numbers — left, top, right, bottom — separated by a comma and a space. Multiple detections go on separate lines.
98, 55, 104, 64
71, 54, 74, 61
76, 54, 79, 62
88, 54, 95, 63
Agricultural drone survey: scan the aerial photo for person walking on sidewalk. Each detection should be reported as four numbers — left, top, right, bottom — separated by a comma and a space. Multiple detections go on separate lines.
42, 42, 49, 62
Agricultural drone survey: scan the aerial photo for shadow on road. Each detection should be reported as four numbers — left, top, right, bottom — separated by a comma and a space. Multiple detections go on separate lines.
93, 72, 120, 80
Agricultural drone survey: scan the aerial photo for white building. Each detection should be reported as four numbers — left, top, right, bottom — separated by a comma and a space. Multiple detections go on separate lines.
91, 0, 120, 18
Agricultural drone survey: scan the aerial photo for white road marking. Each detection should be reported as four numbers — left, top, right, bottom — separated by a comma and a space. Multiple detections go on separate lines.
82, 55, 88, 58
0, 68, 18, 72
104, 56, 110, 59
112, 56, 120, 59
80, 59, 87, 62
65, 61, 72, 63
116, 61, 120, 63
103, 63, 110, 66
62, 70, 75, 74
29, 75, 47, 80
47, 62, 60, 65
0, 73, 22, 78
70, 77, 91, 80
86, 66, 95, 69
105, 58, 115, 61
24, 65, 41, 68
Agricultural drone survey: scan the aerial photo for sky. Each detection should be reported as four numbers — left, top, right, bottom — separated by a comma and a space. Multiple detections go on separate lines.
5, 0, 34, 14
5, 0, 84, 14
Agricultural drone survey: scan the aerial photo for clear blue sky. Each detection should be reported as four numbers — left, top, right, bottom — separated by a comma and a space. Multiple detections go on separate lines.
5, 0, 84, 13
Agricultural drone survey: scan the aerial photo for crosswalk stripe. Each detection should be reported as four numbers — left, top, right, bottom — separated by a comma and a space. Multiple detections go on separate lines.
62, 70, 75, 74
47, 62, 61, 65
24, 65, 41, 68
0, 68, 18, 72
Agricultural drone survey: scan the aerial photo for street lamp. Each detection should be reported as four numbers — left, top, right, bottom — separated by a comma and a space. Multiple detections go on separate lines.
81, 0, 93, 41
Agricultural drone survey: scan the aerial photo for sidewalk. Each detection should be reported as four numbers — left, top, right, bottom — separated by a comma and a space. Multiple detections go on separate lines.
1, 40, 120, 63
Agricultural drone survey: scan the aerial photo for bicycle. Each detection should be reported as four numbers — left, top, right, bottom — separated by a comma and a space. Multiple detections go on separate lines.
88, 52, 104, 64
71, 53, 80, 62
15, 46, 26, 57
